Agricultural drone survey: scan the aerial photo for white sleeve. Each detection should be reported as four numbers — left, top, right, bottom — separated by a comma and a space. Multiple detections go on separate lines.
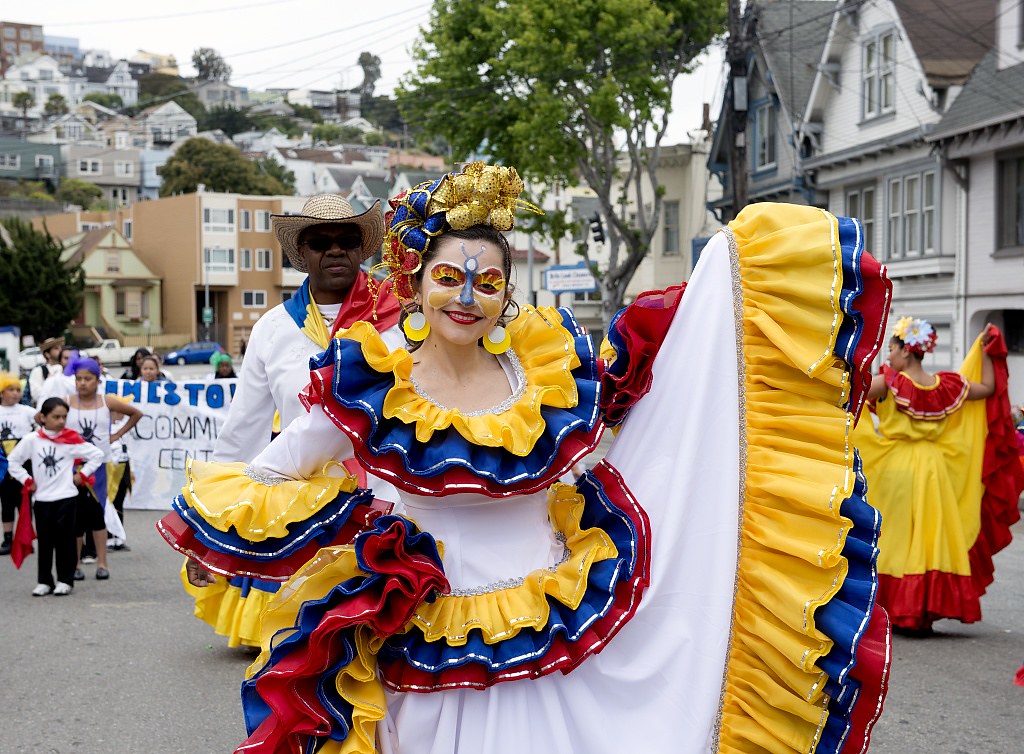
213, 324, 275, 463
76, 441, 107, 478
29, 367, 46, 406
6, 435, 34, 485
249, 404, 354, 481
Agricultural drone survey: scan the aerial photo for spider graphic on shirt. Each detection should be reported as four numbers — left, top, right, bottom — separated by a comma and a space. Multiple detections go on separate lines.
41, 445, 61, 477
79, 417, 98, 444
0, 421, 13, 441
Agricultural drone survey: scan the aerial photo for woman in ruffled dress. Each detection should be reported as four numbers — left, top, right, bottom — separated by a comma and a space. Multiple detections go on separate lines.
160, 164, 894, 754
856, 318, 1024, 635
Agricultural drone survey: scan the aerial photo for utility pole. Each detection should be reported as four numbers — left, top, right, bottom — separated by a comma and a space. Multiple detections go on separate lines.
727, 0, 750, 218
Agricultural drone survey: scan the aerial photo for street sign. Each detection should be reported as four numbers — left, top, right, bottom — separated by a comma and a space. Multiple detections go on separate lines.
201, 307, 214, 324
543, 262, 598, 293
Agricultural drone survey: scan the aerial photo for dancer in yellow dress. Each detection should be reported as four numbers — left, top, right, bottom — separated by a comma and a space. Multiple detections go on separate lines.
856, 317, 1024, 633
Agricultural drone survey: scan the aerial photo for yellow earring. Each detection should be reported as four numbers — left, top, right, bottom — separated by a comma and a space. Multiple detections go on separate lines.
403, 311, 430, 341
483, 325, 511, 354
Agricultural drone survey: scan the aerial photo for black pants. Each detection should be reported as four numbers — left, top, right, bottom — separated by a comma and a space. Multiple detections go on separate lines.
34, 496, 78, 588
1, 473, 21, 525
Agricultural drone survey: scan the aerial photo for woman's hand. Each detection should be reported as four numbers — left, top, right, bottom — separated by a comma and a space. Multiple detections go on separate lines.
981, 322, 996, 345
185, 557, 217, 587
73, 471, 85, 487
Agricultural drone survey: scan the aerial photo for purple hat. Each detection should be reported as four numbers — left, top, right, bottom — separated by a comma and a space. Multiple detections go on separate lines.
69, 356, 101, 378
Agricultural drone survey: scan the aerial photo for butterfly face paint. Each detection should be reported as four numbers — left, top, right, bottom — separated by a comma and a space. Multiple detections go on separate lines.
425, 243, 507, 320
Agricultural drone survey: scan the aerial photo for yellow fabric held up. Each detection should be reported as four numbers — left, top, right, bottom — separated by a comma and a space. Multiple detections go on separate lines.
179, 560, 266, 648
717, 204, 861, 754
182, 459, 358, 540
852, 335, 988, 577
338, 307, 581, 456
408, 482, 617, 645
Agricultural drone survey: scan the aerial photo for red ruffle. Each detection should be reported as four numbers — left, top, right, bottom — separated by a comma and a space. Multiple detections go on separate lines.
883, 365, 969, 421
846, 251, 891, 424
600, 285, 684, 426
877, 571, 981, 630
970, 327, 1024, 596
378, 462, 651, 692
238, 518, 448, 754
839, 604, 891, 754
156, 499, 393, 581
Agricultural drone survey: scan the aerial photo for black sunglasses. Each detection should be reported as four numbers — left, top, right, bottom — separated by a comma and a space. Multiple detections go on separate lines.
303, 234, 361, 252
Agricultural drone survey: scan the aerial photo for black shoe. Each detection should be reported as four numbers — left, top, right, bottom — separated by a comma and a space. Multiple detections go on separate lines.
73, 568, 85, 581
0, 541, 11, 556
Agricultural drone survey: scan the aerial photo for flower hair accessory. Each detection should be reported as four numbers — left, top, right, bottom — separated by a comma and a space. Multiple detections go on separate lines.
893, 316, 937, 355
376, 162, 543, 301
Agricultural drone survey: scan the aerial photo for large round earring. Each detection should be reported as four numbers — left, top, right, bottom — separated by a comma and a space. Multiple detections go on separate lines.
483, 325, 511, 354
403, 310, 430, 342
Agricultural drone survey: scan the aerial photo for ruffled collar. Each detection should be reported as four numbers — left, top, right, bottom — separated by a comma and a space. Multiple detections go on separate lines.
882, 364, 968, 420
338, 306, 583, 457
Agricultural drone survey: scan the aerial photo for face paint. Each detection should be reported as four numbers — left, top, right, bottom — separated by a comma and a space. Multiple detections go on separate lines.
425, 243, 506, 318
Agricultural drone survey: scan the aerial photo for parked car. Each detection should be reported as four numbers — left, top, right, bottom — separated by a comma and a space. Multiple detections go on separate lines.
83, 339, 149, 366
163, 341, 225, 365
18, 346, 45, 374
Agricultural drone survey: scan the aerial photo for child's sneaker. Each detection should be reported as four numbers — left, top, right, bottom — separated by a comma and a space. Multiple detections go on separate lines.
80, 555, 97, 564
31, 583, 52, 596
53, 582, 73, 596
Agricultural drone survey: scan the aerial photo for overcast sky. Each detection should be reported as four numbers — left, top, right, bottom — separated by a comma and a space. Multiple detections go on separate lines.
17, 0, 726, 143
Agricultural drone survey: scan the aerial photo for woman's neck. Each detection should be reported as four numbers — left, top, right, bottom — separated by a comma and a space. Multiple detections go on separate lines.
413, 339, 493, 380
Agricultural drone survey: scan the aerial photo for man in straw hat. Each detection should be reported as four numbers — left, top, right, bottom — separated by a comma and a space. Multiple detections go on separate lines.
182, 194, 403, 648
28, 336, 65, 408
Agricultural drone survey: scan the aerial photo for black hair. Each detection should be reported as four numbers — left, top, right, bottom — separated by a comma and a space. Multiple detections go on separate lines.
39, 397, 70, 416
890, 335, 924, 362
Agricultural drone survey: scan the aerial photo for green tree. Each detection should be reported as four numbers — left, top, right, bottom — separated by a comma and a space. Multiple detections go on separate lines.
362, 94, 404, 133
397, 0, 726, 323
82, 91, 123, 109
200, 106, 255, 136
158, 138, 290, 196
192, 47, 232, 82
0, 217, 85, 342
136, 72, 206, 120
357, 52, 382, 97
255, 158, 296, 195
286, 101, 323, 124
13, 91, 34, 132
55, 178, 103, 209
363, 131, 384, 147
312, 122, 344, 144
44, 93, 68, 117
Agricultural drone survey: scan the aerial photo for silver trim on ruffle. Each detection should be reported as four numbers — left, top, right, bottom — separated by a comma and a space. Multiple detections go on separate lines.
445, 532, 570, 597
242, 465, 287, 487
408, 348, 527, 416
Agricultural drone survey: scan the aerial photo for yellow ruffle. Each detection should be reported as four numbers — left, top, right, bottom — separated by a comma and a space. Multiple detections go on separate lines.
717, 204, 865, 753
180, 560, 267, 648
182, 459, 358, 540
248, 546, 386, 754
338, 309, 581, 456
409, 482, 618, 643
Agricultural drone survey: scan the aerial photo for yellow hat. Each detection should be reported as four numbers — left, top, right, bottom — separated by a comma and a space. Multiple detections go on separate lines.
0, 372, 21, 392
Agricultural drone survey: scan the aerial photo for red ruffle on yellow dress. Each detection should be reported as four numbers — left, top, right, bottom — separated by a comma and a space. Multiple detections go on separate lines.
854, 328, 1024, 631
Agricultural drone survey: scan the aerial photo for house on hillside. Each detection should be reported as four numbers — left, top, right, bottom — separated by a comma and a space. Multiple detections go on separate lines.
796, 0, 994, 369
0, 136, 60, 188
926, 0, 1024, 397
708, 0, 835, 219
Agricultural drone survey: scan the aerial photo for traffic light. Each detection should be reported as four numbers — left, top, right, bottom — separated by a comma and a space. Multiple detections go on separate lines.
589, 213, 605, 243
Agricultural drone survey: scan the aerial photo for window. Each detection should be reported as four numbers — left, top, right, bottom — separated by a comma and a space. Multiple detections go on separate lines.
240, 248, 252, 271
114, 160, 134, 177
203, 246, 235, 273
885, 170, 937, 260
203, 207, 235, 233
105, 251, 121, 273
255, 210, 272, 232
997, 153, 1024, 252
753, 101, 776, 170
846, 185, 876, 252
242, 290, 267, 308
256, 248, 273, 271
863, 31, 896, 119
38, 69, 52, 81
78, 159, 101, 175
115, 290, 146, 319
3, 28, 14, 38
0, 153, 19, 169
35, 154, 53, 173
122, 220, 133, 240
240, 209, 251, 231
662, 200, 680, 256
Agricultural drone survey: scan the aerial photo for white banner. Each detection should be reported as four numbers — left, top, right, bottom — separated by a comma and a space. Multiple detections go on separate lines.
104, 379, 237, 510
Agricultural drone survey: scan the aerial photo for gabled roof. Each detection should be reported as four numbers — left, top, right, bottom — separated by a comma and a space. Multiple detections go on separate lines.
275, 146, 368, 164
755, 1, 836, 123
324, 166, 386, 192
929, 50, 1024, 140
893, 0, 994, 87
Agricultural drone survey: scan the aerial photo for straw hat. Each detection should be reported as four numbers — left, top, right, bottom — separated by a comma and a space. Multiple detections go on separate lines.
39, 336, 65, 352
273, 195, 384, 272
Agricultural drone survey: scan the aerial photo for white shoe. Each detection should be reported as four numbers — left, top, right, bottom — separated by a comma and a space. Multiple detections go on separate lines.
80, 555, 97, 564
31, 583, 52, 596
53, 582, 73, 595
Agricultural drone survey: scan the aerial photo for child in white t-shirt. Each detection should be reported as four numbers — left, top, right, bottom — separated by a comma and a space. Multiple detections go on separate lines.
6, 397, 104, 596
0, 373, 36, 555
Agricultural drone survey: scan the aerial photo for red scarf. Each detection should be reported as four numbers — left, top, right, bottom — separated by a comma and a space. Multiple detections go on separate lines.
331, 272, 401, 337
11, 428, 90, 569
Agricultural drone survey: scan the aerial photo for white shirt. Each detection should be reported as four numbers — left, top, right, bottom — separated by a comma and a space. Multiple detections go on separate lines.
28, 363, 62, 407
213, 302, 403, 463
6, 430, 105, 502
38, 373, 76, 406
0, 403, 37, 451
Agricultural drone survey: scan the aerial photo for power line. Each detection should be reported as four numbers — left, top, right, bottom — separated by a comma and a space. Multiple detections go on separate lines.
42, 0, 301, 27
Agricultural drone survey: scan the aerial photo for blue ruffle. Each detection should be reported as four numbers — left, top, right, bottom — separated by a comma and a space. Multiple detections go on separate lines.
834, 215, 866, 369
315, 307, 602, 487
379, 468, 640, 674
171, 485, 374, 562
813, 452, 883, 754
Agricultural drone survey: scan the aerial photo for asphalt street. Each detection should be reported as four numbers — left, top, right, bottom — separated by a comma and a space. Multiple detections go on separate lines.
1, 501, 1021, 752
